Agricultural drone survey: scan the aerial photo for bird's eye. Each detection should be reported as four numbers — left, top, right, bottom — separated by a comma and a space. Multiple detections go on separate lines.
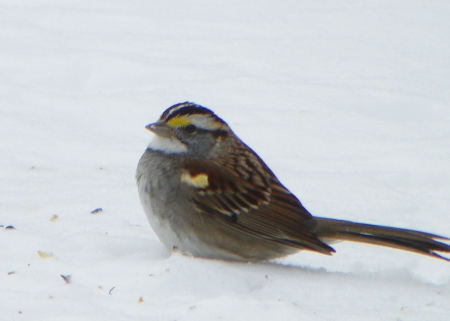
184, 124, 197, 133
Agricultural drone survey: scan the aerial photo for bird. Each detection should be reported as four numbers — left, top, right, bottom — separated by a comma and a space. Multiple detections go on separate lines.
136, 102, 450, 262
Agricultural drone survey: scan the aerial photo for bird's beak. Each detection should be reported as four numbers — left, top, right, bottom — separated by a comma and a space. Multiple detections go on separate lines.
145, 122, 174, 138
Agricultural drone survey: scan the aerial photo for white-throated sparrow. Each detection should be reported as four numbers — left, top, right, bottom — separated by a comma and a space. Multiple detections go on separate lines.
136, 102, 450, 262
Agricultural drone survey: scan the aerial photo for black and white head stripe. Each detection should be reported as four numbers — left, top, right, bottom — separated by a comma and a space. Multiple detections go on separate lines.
159, 102, 228, 131
160, 102, 209, 120
147, 102, 229, 153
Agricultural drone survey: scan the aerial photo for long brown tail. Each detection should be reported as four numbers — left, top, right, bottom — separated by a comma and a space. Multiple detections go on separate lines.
313, 217, 450, 261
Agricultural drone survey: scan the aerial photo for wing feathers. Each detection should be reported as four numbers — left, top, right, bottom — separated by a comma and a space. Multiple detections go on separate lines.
182, 157, 333, 255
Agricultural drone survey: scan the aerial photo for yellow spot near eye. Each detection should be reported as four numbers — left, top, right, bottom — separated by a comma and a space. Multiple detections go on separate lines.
167, 116, 191, 127
181, 171, 209, 188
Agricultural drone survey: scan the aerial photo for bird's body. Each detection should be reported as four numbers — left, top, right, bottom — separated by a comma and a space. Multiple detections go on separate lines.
136, 102, 450, 262
137, 149, 302, 261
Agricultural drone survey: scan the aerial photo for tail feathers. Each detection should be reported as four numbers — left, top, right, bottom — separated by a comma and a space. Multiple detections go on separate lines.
313, 217, 450, 261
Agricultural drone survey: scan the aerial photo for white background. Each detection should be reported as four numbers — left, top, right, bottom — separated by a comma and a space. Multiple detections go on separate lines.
1, 1, 449, 320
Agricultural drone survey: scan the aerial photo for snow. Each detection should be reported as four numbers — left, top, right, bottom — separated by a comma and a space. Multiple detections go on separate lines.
1, 0, 449, 320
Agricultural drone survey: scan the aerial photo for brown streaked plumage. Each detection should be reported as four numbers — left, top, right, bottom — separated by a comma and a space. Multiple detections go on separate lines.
136, 102, 450, 262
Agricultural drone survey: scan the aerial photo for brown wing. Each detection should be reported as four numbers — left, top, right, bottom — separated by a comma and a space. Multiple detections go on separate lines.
181, 146, 334, 254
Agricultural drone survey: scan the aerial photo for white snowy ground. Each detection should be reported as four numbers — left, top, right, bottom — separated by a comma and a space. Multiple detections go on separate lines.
1, 1, 449, 320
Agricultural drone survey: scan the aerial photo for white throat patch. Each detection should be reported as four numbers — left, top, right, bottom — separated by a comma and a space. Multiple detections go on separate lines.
147, 135, 187, 153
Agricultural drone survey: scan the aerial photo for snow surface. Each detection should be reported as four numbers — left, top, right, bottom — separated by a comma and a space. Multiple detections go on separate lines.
1, 1, 450, 320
